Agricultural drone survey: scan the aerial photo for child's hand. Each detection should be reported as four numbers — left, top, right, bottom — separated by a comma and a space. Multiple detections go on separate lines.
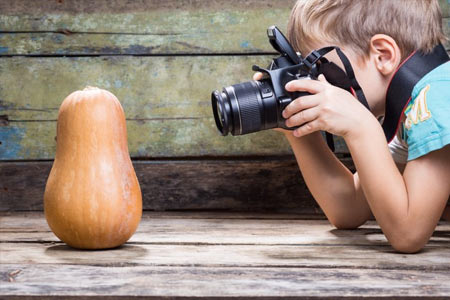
283, 75, 374, 140
253, 72, 263, 81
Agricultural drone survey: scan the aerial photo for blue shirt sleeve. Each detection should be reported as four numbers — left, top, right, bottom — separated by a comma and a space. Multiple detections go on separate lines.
404, 78, 450, 161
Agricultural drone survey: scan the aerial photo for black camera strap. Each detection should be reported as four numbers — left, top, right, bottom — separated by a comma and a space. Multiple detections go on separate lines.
383, 44, 449, 142
335, 48, 369, 110
305, 44, 449, 146
304, 47, 370, 109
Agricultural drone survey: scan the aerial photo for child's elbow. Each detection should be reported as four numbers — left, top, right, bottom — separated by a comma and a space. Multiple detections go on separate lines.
389, 233, 428, 254
329, 216, 368, 230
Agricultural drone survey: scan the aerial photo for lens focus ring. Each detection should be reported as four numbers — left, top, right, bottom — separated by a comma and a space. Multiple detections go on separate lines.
232, 82, 262, 134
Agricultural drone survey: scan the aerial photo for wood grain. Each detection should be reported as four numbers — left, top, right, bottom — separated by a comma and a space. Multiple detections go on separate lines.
1, 264, 449, 298
0, 13, 291, 55
0, 19, 448, 56
0, 0, 447, 17
0, 118, 296, 160
0, 0, 293, 55
0, 211, 450, 298
1, 241, 449, 270
1, 212, 449, 247
0, 56, 271, 121
441, 0, 450, 18
0, 0, 296, 15
0, 210, 324, 222
1, 159, 353, 212
0, 32, 277, 56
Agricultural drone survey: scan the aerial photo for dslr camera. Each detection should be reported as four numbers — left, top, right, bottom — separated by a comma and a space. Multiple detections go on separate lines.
211, 26, 311, 136
211, 25, 368, 143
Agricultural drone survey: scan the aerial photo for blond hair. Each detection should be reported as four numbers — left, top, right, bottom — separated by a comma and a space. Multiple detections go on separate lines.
287, 0, 446, 60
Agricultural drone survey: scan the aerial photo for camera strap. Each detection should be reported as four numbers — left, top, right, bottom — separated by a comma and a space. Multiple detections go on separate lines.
303, 46, 370, 110
304, 44, 449, 145
383, 44, 449, 142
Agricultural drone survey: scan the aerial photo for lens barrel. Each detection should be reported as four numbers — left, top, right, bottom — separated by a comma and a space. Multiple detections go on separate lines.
211, 90, 231, 135
212, 80, 278, 136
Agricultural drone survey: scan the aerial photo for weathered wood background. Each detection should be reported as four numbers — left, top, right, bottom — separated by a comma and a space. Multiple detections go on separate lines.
0, 0, 449, 212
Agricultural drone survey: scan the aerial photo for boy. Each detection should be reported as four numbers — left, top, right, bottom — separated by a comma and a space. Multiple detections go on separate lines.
256, 0, 450, 253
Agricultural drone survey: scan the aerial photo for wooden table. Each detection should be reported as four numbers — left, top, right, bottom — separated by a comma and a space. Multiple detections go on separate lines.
1, 211, 449, 299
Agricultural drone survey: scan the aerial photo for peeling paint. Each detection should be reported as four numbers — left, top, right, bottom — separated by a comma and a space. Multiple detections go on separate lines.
240, 41, 250, 48
114, 80, 123, 88
51, 34, 64, 44
0, 126, 24, 159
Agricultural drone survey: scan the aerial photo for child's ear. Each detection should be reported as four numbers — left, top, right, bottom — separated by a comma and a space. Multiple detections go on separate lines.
369, 34, 402, 76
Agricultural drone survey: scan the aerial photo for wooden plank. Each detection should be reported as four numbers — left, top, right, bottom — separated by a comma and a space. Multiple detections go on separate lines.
0, 56, 350, 160
0, 211, 325, 222
1, 212, 449, 246
0, 213, 383, 245
0, 0, 447, 19
2, 220, 385, 245
1, 19, 448, 56
0, 56, 270, 121
0, 119, 294, 160
1, 159, 348, 212
0, 0, 293, 55
0, 0, 293, 33
1, 241, 450, 270
2, 264, 449, 298
0, 121, 348, 160
0, 0, 294, 16
0, 19, 289, 56
0, 32, 279, 56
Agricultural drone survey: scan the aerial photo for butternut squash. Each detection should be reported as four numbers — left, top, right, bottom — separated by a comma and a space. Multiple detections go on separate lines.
44, 87, 142, 249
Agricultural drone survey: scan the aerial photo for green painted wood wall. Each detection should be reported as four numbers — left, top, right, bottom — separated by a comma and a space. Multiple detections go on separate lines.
0, 0, 449, 160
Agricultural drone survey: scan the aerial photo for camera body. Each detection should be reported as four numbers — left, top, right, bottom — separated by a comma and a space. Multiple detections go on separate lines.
211, 26, 321, 136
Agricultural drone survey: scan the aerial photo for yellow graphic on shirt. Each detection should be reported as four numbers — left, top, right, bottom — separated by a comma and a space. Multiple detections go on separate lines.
405, 84, 431, 130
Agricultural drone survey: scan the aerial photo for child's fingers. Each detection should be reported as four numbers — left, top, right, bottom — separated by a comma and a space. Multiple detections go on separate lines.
282, 94, 319, 119
293, 119, 321, 137
253, 72, 263, 81
285, 106, 320, 128
285, 78, 325, 94
318, 74, 330, 84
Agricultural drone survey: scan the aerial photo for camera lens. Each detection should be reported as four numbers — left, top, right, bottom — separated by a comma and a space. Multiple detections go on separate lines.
211, 90, 230, 135
212, 80, 277, 136
215, 99, 224, 128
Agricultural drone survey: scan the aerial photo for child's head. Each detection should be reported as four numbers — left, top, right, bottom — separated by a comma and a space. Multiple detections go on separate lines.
287, 0, 446, 116
287, 0, 446, 60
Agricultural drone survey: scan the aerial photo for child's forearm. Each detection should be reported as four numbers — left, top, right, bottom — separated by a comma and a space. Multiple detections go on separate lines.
344, 118, 447, 251
345, 119, 407, 221
283, 131, 371, 227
